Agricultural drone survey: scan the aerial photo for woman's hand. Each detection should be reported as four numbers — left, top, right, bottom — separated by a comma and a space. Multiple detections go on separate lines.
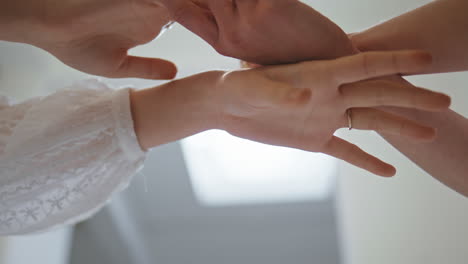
131, 50, 450, 177
1, 0, 177, 79
213, 50, 450, 176
161, 0, 355, 65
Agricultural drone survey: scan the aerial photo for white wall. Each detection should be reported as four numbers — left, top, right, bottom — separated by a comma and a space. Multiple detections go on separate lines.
310, 0, 468, 263
70, 142, 342, 264
0, 228, 73, 264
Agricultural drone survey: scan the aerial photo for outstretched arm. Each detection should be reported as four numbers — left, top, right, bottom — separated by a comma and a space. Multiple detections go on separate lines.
350, 0, 468, 197
0, 51, 449, 234
350, 0, 468, 74
130, 51, 450, 177
378, 107, 468, 197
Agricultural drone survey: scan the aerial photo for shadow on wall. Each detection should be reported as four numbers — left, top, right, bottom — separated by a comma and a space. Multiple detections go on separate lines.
70, 142, 342, 264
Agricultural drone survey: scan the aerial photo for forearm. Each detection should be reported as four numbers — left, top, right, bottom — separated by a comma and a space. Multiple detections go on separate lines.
379, 107, 468, 197
129, 71, 222, 150
350, 0, 468, 73
348, 0, 468, 196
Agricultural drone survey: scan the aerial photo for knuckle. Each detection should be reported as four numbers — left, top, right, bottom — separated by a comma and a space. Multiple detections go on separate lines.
369, 111, 381, 130
399, 120, 410, 136
376, 85, 387, 105
391, 53, 400, 73
358, 53, 372, 78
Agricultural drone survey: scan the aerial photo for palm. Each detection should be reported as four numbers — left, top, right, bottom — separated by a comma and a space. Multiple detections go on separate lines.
34, 0, 176, 79
164, 0, 355, 64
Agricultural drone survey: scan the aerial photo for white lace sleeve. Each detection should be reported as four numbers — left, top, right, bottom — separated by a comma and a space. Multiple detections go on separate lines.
0, 80, 147, 235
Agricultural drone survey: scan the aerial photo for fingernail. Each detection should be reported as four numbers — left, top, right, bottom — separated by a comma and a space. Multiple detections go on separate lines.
380, 165, 397, 177
429, 93, 451, 110
438, 94, 452, 108
155, 63, 178, 80
385, 167, 397, 177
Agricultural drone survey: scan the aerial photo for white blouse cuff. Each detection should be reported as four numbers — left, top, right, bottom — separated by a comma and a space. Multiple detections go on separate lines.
112, 87, 147, 160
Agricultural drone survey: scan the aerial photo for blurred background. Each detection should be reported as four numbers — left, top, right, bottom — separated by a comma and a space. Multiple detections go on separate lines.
1, 0, 467, 263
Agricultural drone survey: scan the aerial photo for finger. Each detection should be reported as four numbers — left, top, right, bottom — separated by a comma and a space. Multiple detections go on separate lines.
341, 80, 451, 111
323, 136, 396, 177
346, 108, 436, 141
166, 1, 219, 45
115, 56, 177, 80
331, 50, 433, 84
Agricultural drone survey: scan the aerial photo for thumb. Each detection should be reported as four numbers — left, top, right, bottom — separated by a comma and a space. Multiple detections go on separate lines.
165, 1, 218, 46
115, 55, 178, 80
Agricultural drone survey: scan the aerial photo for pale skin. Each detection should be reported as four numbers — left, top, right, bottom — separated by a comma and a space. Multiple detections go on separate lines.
0, 0, 177, 79
350, 0, 468, 74
159, 0, 357, 64
164, 0, 468, 197
0, 0, 455, 179
349, 0, 468, 196
130, 50, 450, 177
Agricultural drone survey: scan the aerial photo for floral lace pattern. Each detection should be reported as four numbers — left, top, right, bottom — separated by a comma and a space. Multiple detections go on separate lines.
0, 80, 146, 235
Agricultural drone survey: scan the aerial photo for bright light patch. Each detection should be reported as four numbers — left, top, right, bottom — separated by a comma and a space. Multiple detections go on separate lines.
181, 130, 337, 206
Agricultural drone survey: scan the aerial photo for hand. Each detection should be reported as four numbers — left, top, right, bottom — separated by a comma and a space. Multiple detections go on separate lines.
11, 0, 177, 79
213, 50, 450, 176
130, 50, 449, 176
161, 0, 355, 65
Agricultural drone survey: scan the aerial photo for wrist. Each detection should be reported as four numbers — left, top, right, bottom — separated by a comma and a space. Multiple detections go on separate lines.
129, 71, 224, 150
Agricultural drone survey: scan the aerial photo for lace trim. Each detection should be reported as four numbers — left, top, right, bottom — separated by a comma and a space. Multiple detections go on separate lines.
0, 80, 147, 235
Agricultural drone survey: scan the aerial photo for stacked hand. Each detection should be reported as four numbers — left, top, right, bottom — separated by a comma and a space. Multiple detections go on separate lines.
3, 0, 454, 177
16, 0, 353, 77
21, 0, 177, 79
211, 50, 450, 176
131, 50, 450, 177
155, 0, 457, 179
161, 0, 355, 64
